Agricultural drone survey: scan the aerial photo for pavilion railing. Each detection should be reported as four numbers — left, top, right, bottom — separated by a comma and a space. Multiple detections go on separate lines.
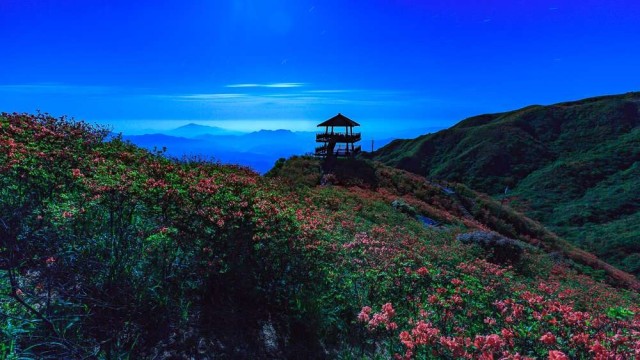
316, 145, 361, 157
315, 145, 329, 154
316, 132, 361, 143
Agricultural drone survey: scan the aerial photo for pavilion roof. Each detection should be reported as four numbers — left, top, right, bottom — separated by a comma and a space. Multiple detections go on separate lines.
317, 113, 360, 127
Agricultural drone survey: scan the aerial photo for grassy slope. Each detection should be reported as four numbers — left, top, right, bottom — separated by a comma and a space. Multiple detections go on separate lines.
269, 157, 640, 291
2, 113, 639, 359
369, 92, 640, 275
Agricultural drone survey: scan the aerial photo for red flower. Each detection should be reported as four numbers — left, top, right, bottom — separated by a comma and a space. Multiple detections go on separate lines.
589, 341, 606, 355
474, 334, 505, 352
358, 306, 372, 322
501, 328, 515, 346
540, 332, 556, 345
484, 317, 497, 325
416, 267, 428, 276
439, 336, 465, 357
382, 302, 396, 317
570, 332, 589, 346
412, 321, 440, 345
548, 350, 568, 360
399, 331, 414, 349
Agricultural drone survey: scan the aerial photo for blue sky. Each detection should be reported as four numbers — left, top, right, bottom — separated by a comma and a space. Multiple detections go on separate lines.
1, 0, 639, 134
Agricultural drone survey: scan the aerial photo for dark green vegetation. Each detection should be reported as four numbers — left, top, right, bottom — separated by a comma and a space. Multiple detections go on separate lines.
1, 113, 639, 359
369, 92, 640, 276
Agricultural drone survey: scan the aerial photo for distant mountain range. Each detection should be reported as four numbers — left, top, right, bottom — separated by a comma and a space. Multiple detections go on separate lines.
368, 92, 640, 276
123, 129, 313, 174
123, 123, 442, 173
166, 123, 244, 137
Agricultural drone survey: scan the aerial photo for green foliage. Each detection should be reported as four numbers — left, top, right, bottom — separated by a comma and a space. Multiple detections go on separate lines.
265, 155, 322, 187
329, 158, 379, 188
391, 199, 418, 217
2, 112, 639, 359
606, 306, 635, 321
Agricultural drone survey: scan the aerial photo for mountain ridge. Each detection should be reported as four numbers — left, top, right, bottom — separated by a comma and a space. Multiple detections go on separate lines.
167, 122, 243, 137
368, 91, 640, 275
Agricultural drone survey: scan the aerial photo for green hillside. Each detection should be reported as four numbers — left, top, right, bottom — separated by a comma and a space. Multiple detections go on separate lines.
1, 113, 639, 359
368, 92, 640, 276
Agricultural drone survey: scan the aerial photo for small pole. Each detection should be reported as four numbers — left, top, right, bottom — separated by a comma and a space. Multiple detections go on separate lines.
371, 139, 374, 152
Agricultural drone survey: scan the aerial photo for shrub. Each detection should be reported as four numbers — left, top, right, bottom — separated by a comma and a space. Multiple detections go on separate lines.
391, 198, 417, 217
457, 231, 529, 265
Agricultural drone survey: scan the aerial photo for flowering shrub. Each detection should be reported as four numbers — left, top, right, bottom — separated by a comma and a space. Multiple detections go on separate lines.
1, 113, 638, 358
357, 256, 640, 359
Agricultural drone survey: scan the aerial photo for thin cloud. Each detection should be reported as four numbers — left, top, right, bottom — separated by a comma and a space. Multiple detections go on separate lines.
158, 87, 424, 110
167, 91, 402, 107
226, 82, 305, 88
175, 93, 247, 101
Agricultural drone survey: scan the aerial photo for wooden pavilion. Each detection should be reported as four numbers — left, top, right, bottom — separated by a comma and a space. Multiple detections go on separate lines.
315, 113, 361, 157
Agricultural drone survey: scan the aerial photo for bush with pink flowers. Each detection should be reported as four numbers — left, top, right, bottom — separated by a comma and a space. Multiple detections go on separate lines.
1, 113, 638, 359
